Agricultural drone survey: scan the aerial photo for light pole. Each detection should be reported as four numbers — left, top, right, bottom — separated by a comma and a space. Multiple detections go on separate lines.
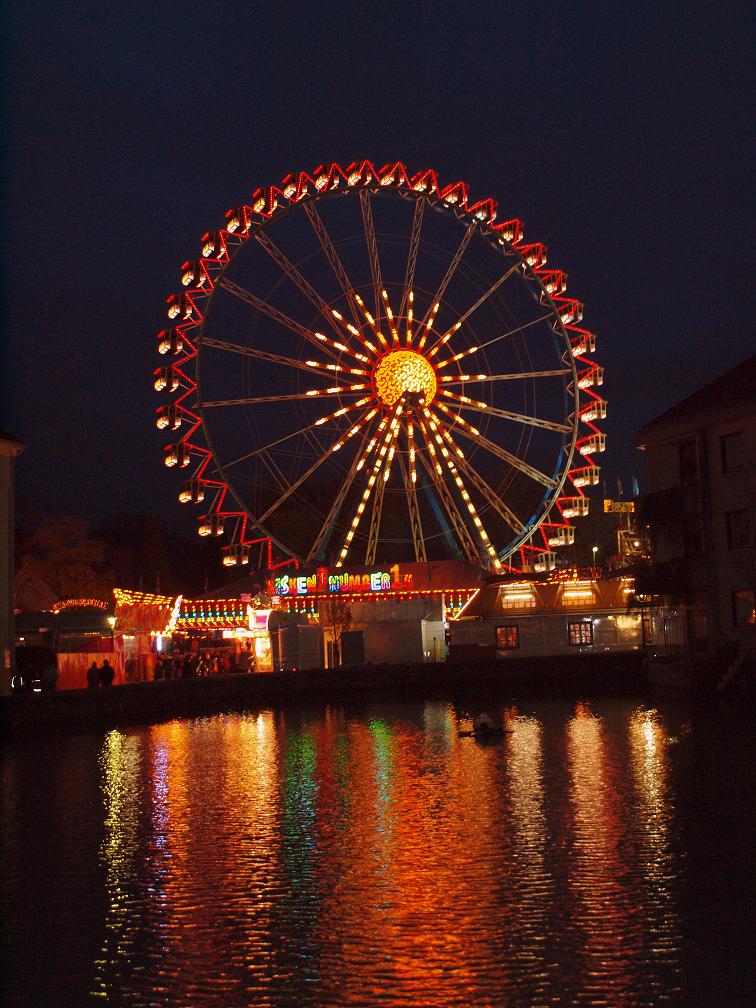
106, 616, 116, 650
592, 545, 598, 570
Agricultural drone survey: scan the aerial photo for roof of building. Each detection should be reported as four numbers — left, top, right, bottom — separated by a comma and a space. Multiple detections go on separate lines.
0, 427, 25, 454
637, 354, 756, 446
0, 427, 24, 444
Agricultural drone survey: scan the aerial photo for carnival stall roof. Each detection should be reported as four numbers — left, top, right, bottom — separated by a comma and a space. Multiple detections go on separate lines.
113, 589, 177, 634
455, 569, 636, 619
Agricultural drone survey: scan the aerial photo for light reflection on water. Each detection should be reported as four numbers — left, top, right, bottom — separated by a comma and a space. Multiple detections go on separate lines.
3, 697, 742, 1007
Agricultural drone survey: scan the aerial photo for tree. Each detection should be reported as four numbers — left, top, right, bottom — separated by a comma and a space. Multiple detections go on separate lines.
16, 517, 112, 606
319, 596, 352, 667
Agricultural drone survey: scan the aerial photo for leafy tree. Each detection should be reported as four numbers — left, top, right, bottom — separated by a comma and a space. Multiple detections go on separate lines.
16, 517, 112, 605
319, 596, 352, 666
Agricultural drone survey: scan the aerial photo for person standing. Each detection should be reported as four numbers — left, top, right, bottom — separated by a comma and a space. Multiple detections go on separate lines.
99, 659, 115, 687
87, 661, 99, 688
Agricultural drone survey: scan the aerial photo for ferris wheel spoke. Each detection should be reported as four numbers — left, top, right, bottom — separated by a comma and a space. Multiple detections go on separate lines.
433, 402, 554, 488
423, 412, 502, 569
330, 304, 385, 356
257, 448, 290, 493
424, 261, 522, 358
359, 189, 383, 322
438, 368, 571, 385
352, 294, 389, 351
224, 415, 342, 469
399, 198, 425, 321
417, 221, 476, 331
365, 419, 400, 565
438, 389, 571, 434
219, 277, 334, 356
335, 410, 400, 567
364, 466, 387, 566
303, 201, 364, 332
253, 231, 346, 359
415, 419, 481, 565
202, 387, 369, 407
397, 430, 427, 562
222, 407, 375, 474
201, 337, 351, 377
476, 311, 557, 351
306, 418, 379, 563
311, 329, 371, 366
435, 422, 525, 534
256, 411, 374, 527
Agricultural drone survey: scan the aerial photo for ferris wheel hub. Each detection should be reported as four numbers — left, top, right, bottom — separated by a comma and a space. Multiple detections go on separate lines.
374, 349, 437, 410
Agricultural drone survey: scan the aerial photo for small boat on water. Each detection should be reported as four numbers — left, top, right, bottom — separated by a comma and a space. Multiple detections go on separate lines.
458, 725, 511, 741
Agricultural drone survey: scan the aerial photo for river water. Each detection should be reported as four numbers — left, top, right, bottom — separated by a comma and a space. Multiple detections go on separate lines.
1, 694, 751, 1007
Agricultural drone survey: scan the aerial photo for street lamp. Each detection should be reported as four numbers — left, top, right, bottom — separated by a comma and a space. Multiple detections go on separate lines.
592, 546, 598, 568
106, 615, 116, 649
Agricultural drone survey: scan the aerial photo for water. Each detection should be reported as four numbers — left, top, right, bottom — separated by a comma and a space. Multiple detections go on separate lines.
1, 695, 751, 1007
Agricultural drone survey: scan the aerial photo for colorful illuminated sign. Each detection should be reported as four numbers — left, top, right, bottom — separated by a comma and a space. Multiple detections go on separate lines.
270, 566, 411, 597
50, 598, 109, 613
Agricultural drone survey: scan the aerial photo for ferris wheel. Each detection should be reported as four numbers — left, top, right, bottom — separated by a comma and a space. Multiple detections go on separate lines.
153, 161, 605, 572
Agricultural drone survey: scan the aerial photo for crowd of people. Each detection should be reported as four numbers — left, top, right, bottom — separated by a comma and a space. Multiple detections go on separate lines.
150, 645, 257, 681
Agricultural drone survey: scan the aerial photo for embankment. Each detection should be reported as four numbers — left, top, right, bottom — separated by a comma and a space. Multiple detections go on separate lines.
1, 652, 646, 737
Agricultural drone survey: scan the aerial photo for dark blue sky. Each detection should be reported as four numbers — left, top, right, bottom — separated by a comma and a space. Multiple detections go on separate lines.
2, 1, 753, 532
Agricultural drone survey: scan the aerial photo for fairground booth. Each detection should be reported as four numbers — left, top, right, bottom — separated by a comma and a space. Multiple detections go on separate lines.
103, 563, 481, 678
14, 598, 124, 690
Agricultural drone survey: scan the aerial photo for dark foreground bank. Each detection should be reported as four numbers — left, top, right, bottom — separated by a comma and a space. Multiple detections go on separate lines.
1, 653, 646, 736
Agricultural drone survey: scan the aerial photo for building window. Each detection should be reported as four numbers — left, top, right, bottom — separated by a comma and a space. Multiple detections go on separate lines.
678, 438, 698, 484
732, 590, 755, 628
496, 625, 520, 651
721, 431, 744, 473
726, 509, 750, 549
561, 585, 595, 607
568, 621, 593, 646
500, 591, 535, 609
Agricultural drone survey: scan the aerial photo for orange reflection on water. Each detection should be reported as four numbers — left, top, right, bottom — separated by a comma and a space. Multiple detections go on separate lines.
628, 708, 681, 994
310, 706, 506, 1006
505, 712, 552, 998
92, 729, 143, 1001
85, 701, 687, 1006
142, 714, 285, 1003
566, 702, 636, 1006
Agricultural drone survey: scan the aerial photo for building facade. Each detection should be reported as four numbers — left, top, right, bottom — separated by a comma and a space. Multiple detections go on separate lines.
1, 429, 24, 693
450, 572, 642, 659
636, 355, 755, 657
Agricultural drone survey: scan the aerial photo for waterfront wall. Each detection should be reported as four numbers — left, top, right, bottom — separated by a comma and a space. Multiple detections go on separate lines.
1, 653, 646, 736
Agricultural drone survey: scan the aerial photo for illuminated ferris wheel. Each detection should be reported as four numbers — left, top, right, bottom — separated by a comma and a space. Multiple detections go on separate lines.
153, 161, 605, 572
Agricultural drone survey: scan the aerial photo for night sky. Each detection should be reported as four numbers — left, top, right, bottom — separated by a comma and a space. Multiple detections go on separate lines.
3, 2, 753, 535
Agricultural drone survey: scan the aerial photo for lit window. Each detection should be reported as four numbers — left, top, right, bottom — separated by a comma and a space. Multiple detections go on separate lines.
721, 431, 744, 473
500, 587, 535, 609
732, 590, 755, 628
726, 509, 749, 549
562, 584, 595, 607
496, 625, 519, 652
568, 621, 593, 646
